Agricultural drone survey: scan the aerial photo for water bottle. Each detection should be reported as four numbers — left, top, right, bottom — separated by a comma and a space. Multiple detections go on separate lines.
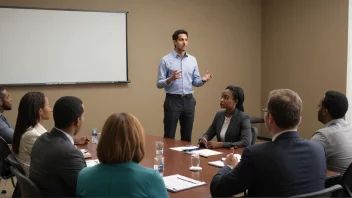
153, 154, 164, 175
92, 128, 98, 144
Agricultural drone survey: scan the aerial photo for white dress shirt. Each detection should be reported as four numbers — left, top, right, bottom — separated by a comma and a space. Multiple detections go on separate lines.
220, 116, 232, 142
272, 129, 297, 141
54, 127, 74, 145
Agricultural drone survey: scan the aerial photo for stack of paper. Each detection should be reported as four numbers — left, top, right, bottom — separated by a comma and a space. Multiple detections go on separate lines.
186, 149, 222, 157
86, 159, 100, 167
208, 154, 241, 167
163, 174, 206, 192
169, 146, 198, 152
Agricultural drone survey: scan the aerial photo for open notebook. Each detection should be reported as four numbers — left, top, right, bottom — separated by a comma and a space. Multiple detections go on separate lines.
163, 174, 206, 192
208, 154, 241, 168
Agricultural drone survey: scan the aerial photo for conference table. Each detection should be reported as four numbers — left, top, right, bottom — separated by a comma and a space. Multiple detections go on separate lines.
79, 134, 340, 198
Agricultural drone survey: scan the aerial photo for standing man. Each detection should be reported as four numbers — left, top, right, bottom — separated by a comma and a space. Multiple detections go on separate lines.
157, 29, 212, 142
0, 87, 14, 144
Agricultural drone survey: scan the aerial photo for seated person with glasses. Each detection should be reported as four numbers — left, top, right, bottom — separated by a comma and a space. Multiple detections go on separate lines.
77, 113, 168, 197
199, 85, 252, 148
210, 89, 326, 197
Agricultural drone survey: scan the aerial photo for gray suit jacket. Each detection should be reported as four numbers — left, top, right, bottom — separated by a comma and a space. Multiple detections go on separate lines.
0, 113, 13, 144
29, 128, 86, 197
202, 108, 252, 148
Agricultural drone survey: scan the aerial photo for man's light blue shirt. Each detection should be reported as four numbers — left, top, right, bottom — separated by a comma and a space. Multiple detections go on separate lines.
156, 50, 205, 94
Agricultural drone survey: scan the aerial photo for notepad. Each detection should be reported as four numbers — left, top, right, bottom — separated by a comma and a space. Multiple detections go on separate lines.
186, 149, 222, 157
169, 146, 198, 152
163, 174, 206, 192
86, 159, 99, 167
208, 154, 241, 167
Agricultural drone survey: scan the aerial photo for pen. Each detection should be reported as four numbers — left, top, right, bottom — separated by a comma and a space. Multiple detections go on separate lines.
183, 148, 198, 153
176, 177, 197, 184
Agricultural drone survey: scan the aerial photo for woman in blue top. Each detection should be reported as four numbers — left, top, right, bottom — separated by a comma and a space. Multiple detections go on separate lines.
77, 113, 168, 197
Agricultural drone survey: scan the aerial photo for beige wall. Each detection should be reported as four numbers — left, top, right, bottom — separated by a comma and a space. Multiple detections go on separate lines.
261, 0, 348, 139
0, 0, 262, 143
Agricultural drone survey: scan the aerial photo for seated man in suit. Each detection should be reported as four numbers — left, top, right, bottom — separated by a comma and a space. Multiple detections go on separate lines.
30, 96, 87, 197
0, 87, 14, 144
210, 89, 326, 197
311, 90, 352, 174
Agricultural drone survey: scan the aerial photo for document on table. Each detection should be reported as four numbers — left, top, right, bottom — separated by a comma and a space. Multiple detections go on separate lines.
169, 146, 198, 152
186, 149, 222, 157
208, 154, 241, 167
163, 174, 206, 192
86, 159, 99, 167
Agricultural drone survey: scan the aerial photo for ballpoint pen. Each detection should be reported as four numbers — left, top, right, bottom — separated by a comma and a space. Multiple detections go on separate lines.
176, 177, 197, 184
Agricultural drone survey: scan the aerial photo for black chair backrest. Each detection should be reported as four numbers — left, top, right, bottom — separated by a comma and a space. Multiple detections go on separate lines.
341, 161, 352, 197
10, 167, 42, 198
289, 184, 343, 198
251, 126, 258, 145
0, 137, 13, 178
7, 154, 25, 175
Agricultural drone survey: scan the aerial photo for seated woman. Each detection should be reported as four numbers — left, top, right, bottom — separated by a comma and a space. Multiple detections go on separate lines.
77, 113, 168, 197
200, 85, 252, 149
12, 92, 90, 176
12, 92, 52, 176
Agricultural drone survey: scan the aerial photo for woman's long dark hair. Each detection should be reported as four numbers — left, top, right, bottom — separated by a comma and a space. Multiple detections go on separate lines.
13, 92, 46, 154
226, 85, 245, 112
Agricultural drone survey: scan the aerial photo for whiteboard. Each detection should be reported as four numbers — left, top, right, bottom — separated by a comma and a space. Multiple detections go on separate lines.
0, 7, 128, 85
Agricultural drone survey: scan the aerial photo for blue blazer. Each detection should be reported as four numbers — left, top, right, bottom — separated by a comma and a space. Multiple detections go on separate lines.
0, 114, 13, 144
77, 162, 168, 197
210, 131, 326, 197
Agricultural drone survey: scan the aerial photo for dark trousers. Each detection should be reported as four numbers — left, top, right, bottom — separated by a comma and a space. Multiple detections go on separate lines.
163, 94, 196, 142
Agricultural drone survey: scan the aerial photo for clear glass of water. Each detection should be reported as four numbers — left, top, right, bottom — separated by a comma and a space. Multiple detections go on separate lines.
155, 141, 164, 155
154, 155, 164, 175
191, 153, 200, 168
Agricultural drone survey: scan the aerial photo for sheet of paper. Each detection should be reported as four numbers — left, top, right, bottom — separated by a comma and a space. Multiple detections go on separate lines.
208, 154, 241, 167
188, 149, 222, 157
208, 160, 224, 168
163, 174, 206, 192
86, 159, 99, 167
169, 146, 198, 152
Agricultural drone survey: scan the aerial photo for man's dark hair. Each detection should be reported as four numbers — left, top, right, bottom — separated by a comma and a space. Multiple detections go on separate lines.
0, 87, 5, 100
172, 29, 188, 41
53, 96, 84, 129
322, 90, 348, 119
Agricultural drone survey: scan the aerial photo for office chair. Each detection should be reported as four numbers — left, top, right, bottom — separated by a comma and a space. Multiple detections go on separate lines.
289, 184, 343, 198
9, 167, 42, 198
0, 137, 15, 194
7, 154, 24, 198
251, 126, 258, 145
341, 162, 352, 197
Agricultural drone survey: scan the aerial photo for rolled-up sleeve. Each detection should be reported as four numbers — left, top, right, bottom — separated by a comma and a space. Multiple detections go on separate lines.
192, 59, 205, 87
156, 59, 172, 88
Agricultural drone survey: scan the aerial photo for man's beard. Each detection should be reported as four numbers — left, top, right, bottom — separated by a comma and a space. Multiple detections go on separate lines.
2, 103, 12, 111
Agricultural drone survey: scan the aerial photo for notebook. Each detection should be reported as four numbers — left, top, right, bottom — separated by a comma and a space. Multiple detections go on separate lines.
169, 146, 198, 152
86, 159, 100, 167
163, 174, 206, 192
185, 149, 222, 157
208, 154, 241, 167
